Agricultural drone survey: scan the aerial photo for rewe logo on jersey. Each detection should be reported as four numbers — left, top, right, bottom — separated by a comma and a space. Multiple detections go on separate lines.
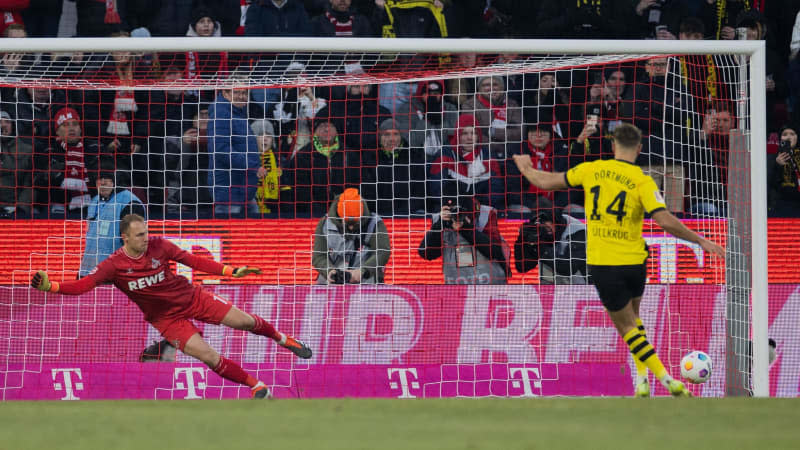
128, 270, 166, 290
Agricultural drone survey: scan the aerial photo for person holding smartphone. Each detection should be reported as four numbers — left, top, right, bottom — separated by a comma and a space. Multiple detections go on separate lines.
570, 104, 613, 167
768, 124, 800, 217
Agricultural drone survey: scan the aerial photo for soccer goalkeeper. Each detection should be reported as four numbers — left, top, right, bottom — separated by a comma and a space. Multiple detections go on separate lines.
31, 213, 312, 399
513, 123, 725, 397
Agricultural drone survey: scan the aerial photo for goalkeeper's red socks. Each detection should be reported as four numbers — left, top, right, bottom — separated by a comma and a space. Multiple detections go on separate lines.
213, 356, 258, 388
250, 314, 282, 341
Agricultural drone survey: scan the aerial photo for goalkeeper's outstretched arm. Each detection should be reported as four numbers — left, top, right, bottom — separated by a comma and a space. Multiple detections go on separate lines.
651, 210, 725, 257
164, 238, 261, 278
512, 154, 568, 191
31, 270, 98, 295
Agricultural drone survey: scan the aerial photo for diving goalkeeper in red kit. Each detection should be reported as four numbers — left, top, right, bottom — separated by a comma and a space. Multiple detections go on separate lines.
30, 213, 311, 399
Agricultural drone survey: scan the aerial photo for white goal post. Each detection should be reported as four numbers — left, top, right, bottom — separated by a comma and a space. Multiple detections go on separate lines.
0, 37, 768, 398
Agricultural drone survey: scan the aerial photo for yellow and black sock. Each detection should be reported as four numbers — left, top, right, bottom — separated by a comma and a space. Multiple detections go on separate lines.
623, 328, 668, 381
633, 318, 648, 379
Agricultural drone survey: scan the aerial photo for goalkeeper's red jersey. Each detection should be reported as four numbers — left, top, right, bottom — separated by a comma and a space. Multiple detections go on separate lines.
60, 236, 227, 321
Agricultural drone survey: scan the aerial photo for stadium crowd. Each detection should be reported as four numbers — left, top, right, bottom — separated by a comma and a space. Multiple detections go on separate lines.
0, 0, 798, 219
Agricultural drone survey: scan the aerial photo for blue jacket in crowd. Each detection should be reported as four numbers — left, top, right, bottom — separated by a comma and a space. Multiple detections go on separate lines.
207, 93, 260, 207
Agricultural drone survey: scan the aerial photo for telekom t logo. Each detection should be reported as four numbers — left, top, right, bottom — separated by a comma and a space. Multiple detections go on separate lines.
509, 367, 542, 397
174, 367, 207, 399
388, 368, 419, 398
52, 368, 84, 400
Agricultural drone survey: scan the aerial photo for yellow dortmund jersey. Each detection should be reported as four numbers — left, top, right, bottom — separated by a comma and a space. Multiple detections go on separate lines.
565, 159, 666, 265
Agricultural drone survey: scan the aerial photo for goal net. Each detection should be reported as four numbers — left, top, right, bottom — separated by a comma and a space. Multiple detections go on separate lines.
0, 38, 768, 400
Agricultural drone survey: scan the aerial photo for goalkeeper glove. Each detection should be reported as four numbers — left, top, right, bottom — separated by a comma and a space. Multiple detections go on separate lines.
232, 266, 261, 278
31, 270, 55, 292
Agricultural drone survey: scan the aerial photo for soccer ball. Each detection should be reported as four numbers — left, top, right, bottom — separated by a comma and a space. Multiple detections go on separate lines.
680, 351, 712, 384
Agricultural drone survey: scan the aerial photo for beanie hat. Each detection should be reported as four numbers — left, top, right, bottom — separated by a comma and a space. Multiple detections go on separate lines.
337, 188, 363, 219
191, 6, 216, 31
379, 118, 399, 133
54, 107, 80, 128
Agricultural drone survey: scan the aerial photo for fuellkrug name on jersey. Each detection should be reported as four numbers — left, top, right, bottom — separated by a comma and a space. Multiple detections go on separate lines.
594, 170, 636, 190
591, 226, 630, 240
128, 270, 166, 290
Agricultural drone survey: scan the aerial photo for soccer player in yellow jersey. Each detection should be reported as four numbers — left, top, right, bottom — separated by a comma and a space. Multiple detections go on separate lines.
513, 123, 724, 397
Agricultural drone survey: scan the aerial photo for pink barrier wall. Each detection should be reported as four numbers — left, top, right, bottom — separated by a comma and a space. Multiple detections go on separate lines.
1, 285, 798, 399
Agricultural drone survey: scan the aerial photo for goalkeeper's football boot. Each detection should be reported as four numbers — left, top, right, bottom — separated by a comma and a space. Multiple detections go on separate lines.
140, 339, 176, 362
251, 381, 272, 399
667, 379, 692, 397
634, 379, 650, 398
281, 336, 313, 359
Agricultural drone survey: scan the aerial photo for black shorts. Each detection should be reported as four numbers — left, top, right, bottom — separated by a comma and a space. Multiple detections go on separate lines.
587, 263, 647, 312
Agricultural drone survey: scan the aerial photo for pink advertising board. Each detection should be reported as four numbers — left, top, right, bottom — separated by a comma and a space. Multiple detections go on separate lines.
1, 285, 798, 400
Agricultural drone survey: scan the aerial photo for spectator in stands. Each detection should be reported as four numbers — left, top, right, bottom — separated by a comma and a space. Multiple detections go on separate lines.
536, 0, 636, 39
688, 102, 735, 216
13, 86, 66, 155
207, 78, 260, 217
514, 208, 587, 284
146, 63, 203, 215
418, 195, 509, 285
396, 79, 457, 161
521, 71, 570, 127
631, 0, 706, 40
708, 0, 758, 41
505, 123, 569, 214
768, 124, 800, 217
311, 0, 374, 36
251, 118, 293, 215
321, 83, 390, 154
312, 187, 390, 284
446, 52, 478, 108
245, 0, 312, 36
0, 109, 31, 218
462, 75, 523, 160
360, 118, 427, 216
600, 67, 634, 131
43, 107, 99, 216
181, 107, 213, 214
678, 16, 705, 40
372, 0, 448, 38
128, 0, 239, 37
634, 57, 686, 213
283, 115, 357, 216
429, 113, 505, 210
78, 171, 144, 276
71, 0, 130, 37
182, 6, 229, 80
569, 103, 612, 168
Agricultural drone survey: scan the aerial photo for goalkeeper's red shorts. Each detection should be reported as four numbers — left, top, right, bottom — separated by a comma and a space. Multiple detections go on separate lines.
150, 289, 234, 351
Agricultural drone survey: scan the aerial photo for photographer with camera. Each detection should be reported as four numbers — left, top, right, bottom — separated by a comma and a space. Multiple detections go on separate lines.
312, 188, 391, 284
418, 196, 509, 285
514, 208, 588, 285
768, 124, 800, 217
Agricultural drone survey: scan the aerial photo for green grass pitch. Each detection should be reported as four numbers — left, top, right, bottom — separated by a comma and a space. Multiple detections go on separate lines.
1, 398, 798, 450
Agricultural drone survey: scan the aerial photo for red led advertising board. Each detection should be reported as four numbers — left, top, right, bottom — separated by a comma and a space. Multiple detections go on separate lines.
0, 218, 795, 285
